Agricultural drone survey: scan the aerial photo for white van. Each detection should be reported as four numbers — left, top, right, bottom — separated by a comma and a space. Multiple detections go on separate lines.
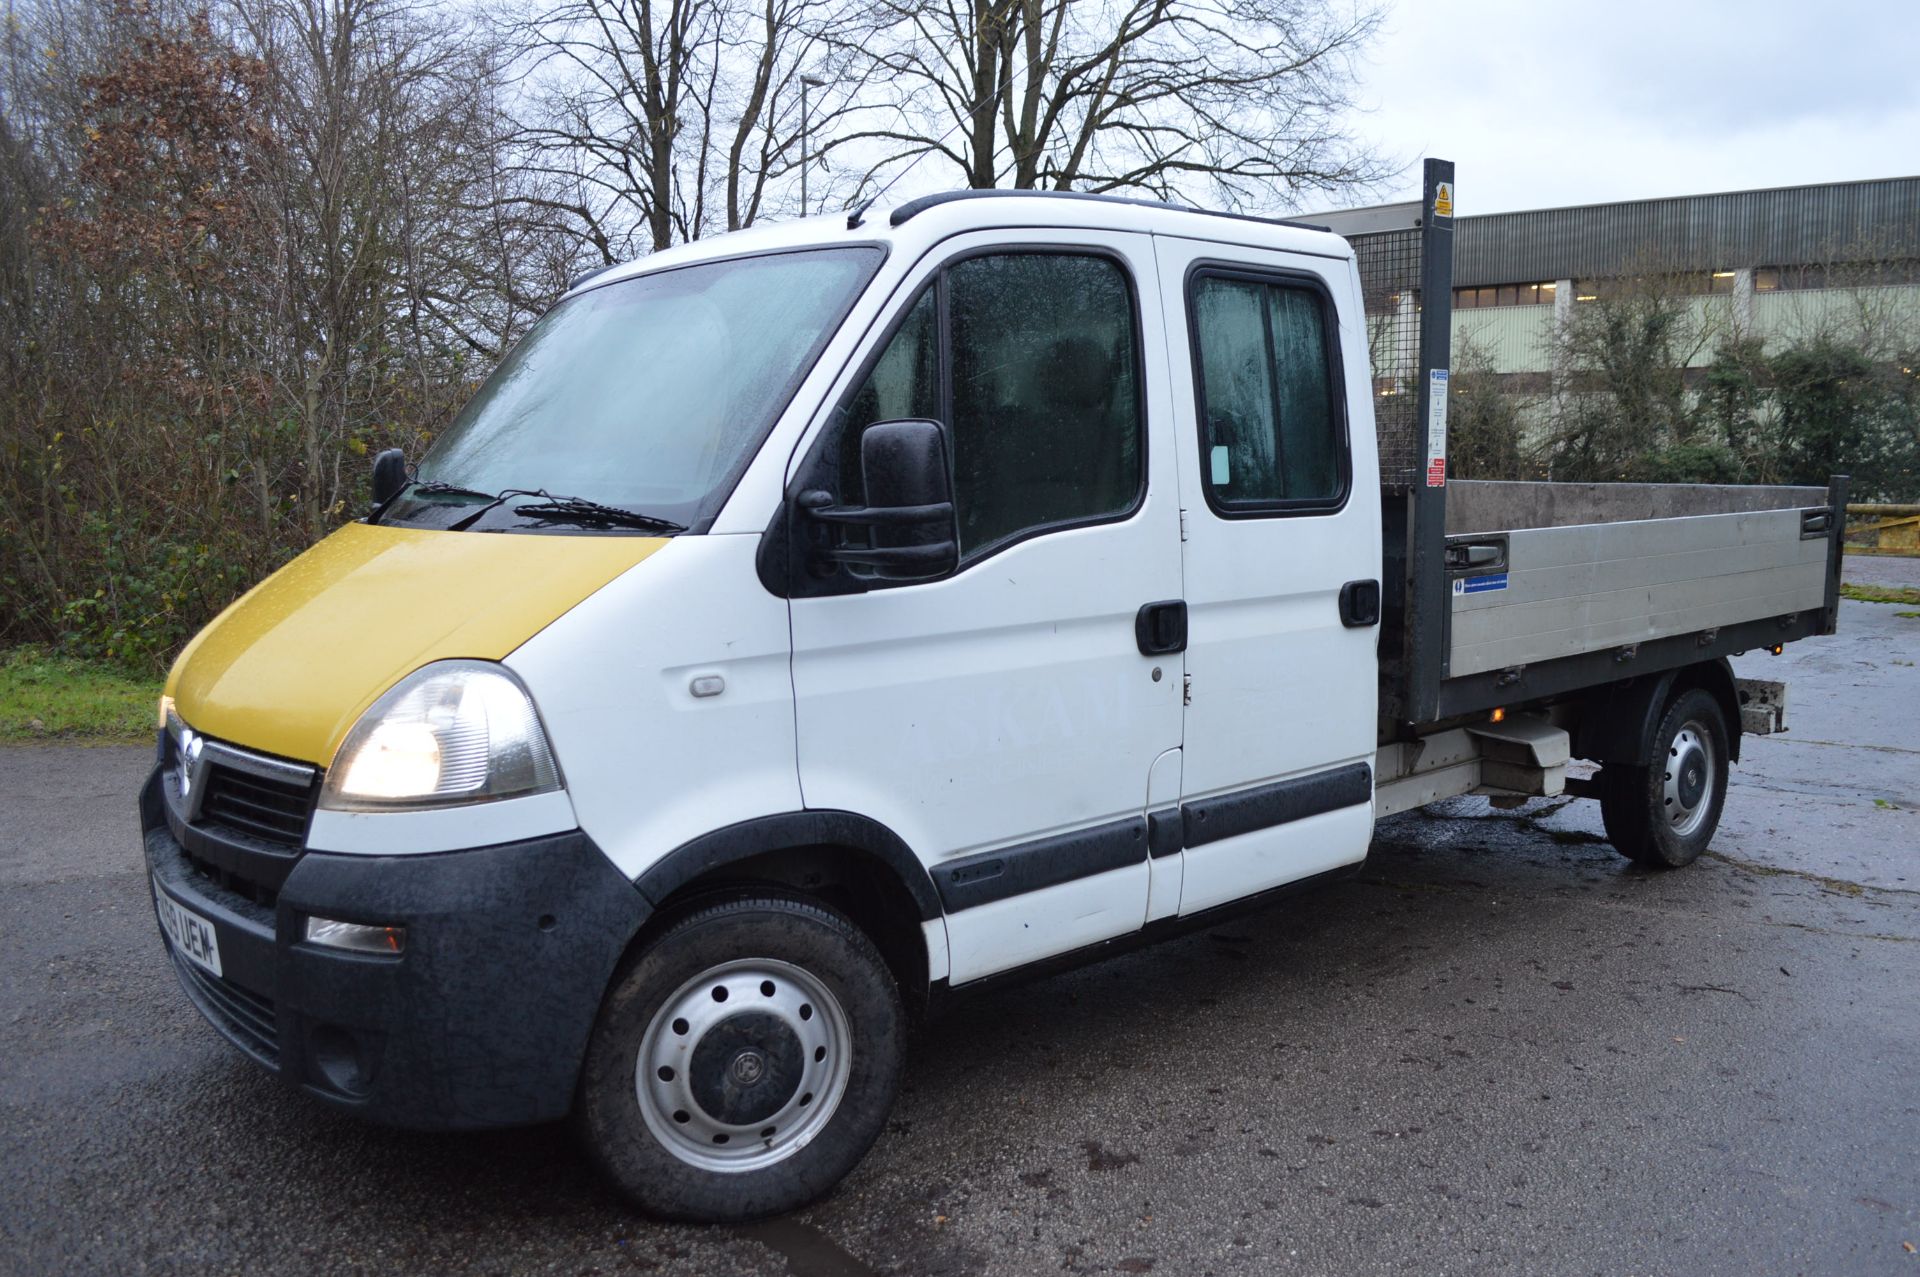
143, 187, 1842, 1221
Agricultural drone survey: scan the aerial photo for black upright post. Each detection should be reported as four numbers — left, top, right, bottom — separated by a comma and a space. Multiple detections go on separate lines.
1406, 158, 1455, 724
1823, 473, 1849, 635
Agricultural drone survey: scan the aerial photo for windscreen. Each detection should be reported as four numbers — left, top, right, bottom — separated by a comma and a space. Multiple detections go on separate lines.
407, 246, 882, 531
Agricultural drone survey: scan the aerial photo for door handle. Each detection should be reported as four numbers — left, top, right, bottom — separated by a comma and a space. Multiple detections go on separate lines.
1443, 539, 1507, 572
1136, 600, 1188, 655
1339, 580, 1380, 628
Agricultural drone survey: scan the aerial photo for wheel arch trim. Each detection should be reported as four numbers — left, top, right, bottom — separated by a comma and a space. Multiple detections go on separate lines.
1667, 660, 1742, 764
634, 810, 944, 922
1577, 658, 1741, 767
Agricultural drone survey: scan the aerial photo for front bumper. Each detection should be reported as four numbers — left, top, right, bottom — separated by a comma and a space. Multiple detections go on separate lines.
140, 769, 651, 1129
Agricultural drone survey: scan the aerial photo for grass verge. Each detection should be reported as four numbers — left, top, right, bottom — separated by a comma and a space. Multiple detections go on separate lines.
1, 647, 160, 743
1841, 582, 1920, 606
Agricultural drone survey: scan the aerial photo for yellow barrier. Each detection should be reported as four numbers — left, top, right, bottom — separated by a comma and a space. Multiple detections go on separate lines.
1846, 503, 1920, 556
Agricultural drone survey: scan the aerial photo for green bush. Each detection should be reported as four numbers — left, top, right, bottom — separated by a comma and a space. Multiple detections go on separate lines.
46, 518, 269, 672
1638, 443, 1747, 485
1448, 338, 1528, 480
1770, 339, 1919, 500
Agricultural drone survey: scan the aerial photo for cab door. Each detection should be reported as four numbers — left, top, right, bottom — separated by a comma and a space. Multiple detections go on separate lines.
1154, 237, 1381, 915
785, 231, 1185, 984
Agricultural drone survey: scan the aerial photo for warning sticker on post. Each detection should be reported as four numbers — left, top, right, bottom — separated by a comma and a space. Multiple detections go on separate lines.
1425, 368, 1448, 487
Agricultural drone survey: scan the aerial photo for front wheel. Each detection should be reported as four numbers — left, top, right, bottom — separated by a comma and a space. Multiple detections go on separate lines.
1599, 688, 1731, 869
576, 896, 904, 1222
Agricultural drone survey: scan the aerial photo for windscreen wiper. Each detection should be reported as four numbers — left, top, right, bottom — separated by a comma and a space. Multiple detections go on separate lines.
409, 480, 498, 501
371, 477, 499, 525
509, 495, 687, 534
446, 487, 549, 532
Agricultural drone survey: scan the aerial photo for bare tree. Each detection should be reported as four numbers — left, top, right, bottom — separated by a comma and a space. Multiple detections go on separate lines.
0, 0, 548, 663
504, 0, 864, 260
718, 0, 868, 227
0, 0, 1407, 670
838, 0, 1389, 210
231, 0, 542, 534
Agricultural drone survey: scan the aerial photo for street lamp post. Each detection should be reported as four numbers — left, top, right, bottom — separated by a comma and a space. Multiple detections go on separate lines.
800, 75, 827, 217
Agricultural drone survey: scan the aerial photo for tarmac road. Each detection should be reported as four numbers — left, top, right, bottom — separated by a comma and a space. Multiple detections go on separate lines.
2, 563, 1916, 1276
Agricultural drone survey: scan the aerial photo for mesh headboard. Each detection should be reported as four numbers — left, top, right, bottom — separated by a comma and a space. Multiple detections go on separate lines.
1348, 227, 1425, 490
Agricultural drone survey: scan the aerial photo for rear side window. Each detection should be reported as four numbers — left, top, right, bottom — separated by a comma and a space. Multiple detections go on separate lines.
1188, 270, 1347, 513
834, 251, 1143, 562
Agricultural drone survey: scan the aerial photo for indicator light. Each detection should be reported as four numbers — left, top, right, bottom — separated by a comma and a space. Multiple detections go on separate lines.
305, 917, 406, 954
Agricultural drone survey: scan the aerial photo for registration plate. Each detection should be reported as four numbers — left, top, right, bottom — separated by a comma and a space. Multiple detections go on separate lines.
154, 876, 223, 977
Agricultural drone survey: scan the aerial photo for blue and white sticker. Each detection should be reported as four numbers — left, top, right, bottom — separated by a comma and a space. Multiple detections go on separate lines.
1453, 572, 1509, 596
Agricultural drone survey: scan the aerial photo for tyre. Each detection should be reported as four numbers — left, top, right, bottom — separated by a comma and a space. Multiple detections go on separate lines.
576, 895, 904, 1222
1597, 763, 1651, 862
1599, 688, 1730, 869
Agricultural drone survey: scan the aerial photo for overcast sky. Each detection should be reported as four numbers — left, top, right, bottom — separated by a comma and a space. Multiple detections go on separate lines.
1341, 0, 1920, 216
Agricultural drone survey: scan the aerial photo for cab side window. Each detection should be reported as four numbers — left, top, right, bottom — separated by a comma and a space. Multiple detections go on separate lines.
837, 252, 1142, 561
1188, 271, 1346, 512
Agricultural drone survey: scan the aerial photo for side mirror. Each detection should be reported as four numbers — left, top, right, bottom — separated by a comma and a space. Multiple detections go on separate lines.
371, 448, 408, 508
800, 419, 959, 581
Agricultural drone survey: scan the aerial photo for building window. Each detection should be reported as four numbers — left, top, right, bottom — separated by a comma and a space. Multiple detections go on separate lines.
1756, 261, 1920, 291
1575, 274, 1728, 300
1756, 264, 1830, 291
1453, 282, 1555, 309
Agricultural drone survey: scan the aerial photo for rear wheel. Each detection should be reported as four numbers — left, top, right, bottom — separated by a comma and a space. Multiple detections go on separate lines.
1599, 688, 1730, 869
1598, 764, 1651, 861
576, 895, 903, 1222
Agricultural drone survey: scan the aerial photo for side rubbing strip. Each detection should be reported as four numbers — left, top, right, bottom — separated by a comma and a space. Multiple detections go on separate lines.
1147, 809, 1182, 859
1182, 762, 1373, 850
932, 816, 1148, 913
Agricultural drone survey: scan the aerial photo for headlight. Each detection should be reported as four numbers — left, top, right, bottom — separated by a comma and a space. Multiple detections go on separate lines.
319, 661, 561, 811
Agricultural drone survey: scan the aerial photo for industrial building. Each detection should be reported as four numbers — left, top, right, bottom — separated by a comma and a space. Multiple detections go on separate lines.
1320, 175, 1920, 385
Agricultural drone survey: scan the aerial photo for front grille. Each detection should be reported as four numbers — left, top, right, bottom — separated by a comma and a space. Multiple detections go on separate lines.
170, 949, 280, 1065
202, 764, 312, 846
161, 721, 317, 910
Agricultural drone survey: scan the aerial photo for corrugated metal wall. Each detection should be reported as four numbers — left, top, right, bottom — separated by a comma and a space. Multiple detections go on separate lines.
1453, 177, 1920, 286
1451, 306, 1555, 374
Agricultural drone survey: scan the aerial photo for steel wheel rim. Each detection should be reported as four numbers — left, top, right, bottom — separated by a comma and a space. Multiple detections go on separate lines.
635, 958, 852, 1173
1662, 719, 1717, 838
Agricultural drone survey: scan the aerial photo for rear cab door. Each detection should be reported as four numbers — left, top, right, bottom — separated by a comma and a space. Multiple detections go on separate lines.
1153, 235, 1381, 914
